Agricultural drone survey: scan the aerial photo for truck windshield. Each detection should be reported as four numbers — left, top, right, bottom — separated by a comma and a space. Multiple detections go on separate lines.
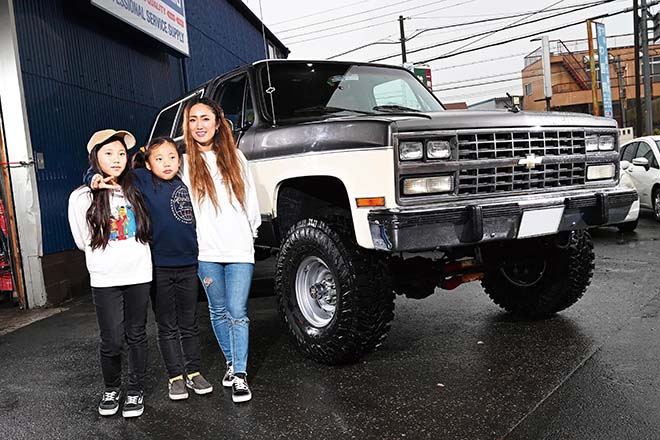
258, 62, 444, 121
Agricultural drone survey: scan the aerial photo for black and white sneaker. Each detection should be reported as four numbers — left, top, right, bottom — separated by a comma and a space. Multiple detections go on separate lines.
98, 389, 121, 416
222, 364, 234, 388
232, 374, 252, 403
122, 392, 144, 418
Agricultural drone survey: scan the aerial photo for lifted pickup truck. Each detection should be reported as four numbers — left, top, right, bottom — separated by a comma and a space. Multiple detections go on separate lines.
149, 60, 637, 365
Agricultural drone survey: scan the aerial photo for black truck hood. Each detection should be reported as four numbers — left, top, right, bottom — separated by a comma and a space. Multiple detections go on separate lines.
391, 109, 618, 132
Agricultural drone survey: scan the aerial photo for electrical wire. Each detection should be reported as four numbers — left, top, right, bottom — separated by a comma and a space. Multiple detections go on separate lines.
370, 0, 618, 62
286, 0, 474, 45
281, 0, 453, 41
417, 2, 654, 63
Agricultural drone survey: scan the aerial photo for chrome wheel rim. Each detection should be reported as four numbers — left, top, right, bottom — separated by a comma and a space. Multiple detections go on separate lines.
655, 193, 660, 220
295, 256, 337, 327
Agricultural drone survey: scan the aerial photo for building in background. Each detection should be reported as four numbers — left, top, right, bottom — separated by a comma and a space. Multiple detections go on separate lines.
468, 96, 522, 111
0, 0, 287, 308
521, 37, 660, 130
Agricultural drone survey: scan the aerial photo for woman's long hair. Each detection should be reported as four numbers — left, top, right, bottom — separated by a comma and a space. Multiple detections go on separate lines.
86, 137, 150, 249
183, 97, 246, 212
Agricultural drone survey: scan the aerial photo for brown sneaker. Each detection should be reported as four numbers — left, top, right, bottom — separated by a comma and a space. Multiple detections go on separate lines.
185, 372, 213, 395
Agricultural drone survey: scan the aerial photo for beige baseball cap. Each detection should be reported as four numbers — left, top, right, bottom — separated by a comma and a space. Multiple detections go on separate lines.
86, 129, 136, 153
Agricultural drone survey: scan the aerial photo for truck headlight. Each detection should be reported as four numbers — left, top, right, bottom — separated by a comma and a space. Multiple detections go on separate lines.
400, 141, 423, 160
403, 175, 453, 195
586, 164, 615, 180
586, 134, 599, 152
427, 140, 451, 159
598, 135, 614, 150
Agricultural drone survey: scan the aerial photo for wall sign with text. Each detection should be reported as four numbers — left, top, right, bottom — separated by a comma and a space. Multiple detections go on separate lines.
91, 0, 189, 56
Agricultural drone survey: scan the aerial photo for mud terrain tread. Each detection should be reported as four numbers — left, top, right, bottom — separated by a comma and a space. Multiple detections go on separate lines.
275, 218, 395, 365
481, 230, 594, 318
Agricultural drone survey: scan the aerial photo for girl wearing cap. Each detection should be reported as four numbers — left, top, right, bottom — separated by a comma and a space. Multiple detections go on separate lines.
67, 129, 151, 418
181, 97, 260, 403
87, 137, 214, 401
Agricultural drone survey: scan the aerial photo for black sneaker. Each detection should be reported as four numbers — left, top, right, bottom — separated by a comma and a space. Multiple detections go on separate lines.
222, 364, 234, 388
98, 388, 121, 416
122, 392, 144, 418
232, 374, 252, 403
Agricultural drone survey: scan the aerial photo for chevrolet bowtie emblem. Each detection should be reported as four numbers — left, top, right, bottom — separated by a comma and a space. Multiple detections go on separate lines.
518, 154, 543, 169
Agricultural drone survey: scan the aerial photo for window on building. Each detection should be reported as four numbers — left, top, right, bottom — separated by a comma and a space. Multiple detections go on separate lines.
525, 83, 532, 96
649, 56, 660, 82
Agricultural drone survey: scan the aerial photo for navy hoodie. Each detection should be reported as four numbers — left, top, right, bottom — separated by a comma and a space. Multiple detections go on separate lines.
132, 168, 198, 267
84, 167, 198, 267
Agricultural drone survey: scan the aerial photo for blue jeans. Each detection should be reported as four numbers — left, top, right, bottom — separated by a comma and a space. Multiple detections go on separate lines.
198, 262, 253, 375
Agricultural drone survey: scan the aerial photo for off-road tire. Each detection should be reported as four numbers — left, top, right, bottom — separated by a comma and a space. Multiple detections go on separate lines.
481, 230, 594, 318
275, 218, 395, 365
617, 219, 638, 232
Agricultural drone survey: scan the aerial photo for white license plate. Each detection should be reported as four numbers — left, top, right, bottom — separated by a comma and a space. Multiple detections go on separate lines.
517, 206, 565, 238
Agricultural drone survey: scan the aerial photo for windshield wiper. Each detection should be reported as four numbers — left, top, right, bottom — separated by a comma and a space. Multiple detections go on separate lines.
372, 104, 432, 119
293, 105, 374, 116
373, 104, 421, 112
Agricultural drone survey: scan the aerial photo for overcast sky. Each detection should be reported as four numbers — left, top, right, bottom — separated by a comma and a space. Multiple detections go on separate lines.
241, 0, 655, 105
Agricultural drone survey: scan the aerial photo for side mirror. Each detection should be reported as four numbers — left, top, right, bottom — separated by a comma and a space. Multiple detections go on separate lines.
632, 157, 650, 170
621, 160, 630, 170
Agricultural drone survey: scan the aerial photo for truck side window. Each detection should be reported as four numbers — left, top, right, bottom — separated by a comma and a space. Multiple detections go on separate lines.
214, 75, 247, 131
152, 104, 179, 138
173, 90, 204, 140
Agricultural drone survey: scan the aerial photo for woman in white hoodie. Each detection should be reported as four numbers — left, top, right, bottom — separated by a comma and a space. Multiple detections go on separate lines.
68, 129, 151, 418
181, 97, 260, 403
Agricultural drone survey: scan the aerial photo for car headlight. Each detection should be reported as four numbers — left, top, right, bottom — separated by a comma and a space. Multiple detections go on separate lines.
403, 176, 453, 195
586, 134, 599, 152
586, 164, 615, 180
598, 135, 614, 151
399, 141, 423, 160
427, 140, 451, 159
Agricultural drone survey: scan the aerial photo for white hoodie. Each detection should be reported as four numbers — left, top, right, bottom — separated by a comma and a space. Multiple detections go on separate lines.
181, 149, 261, 264
67, 186, 152, 288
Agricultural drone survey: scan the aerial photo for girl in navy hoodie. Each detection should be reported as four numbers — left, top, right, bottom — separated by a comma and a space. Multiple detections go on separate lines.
90, 136, 213, 401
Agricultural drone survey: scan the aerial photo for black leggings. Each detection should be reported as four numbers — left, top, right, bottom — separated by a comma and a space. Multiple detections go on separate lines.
92, 282, 150, 392
151, 265, 201, 379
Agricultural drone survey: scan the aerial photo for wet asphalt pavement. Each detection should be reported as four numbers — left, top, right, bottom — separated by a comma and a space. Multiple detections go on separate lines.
1, 213, 660, 440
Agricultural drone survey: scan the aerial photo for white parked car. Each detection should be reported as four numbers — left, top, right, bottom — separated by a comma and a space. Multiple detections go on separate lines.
620, 136, 660, 224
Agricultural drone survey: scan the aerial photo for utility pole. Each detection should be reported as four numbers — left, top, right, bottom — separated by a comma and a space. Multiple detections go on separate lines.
399, 15, 407, 63
642, 0, 654, 135
634, 0, 643, 136
616, 55, 627, 128
587, 21, 599, 116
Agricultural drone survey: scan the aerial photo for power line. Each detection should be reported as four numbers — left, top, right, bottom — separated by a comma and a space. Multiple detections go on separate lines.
269, 0, 366, 26
281, 0, 452, 41
276, 0, 423, 33
441, 0, 568, 58
405, 0, 614, 43
370, 0, 618, 62
417, 2, 653, 64
287, 0, 474, 46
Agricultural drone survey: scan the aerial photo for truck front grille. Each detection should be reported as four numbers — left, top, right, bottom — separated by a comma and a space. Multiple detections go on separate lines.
456, 129, 587, 195
458, 163, 586, 195
457, 130, 586, 160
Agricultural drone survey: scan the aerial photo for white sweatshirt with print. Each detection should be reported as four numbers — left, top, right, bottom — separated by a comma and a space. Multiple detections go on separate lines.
68, 186, 152, 288
181, 149, 261, 264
